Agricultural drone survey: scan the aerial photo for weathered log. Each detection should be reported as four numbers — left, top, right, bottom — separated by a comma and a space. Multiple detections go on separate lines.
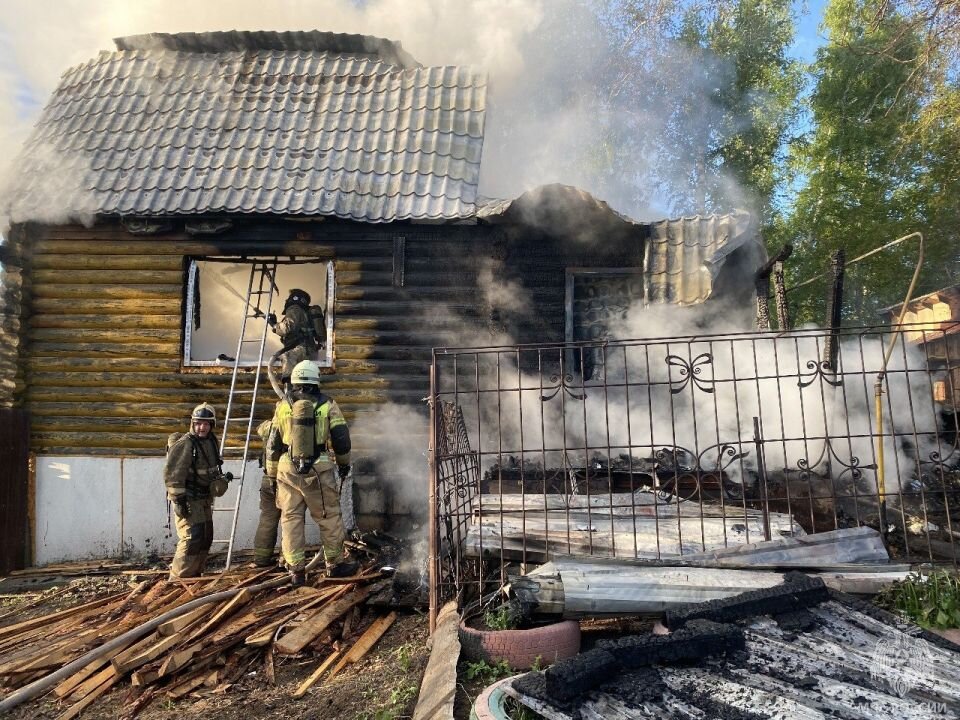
31, 416, 183, 434
25, 357, 183, 373
28, 328, 181, 343
30, 431, 176, 450
33, 238, 336, 257
28, 314, 181, 330
28, 401, 203, 418
30, 284, 181, 300
30, 254, 183, 271
27, 342, 179, 358
31, 269, 184, 285
30, 298, 181, 315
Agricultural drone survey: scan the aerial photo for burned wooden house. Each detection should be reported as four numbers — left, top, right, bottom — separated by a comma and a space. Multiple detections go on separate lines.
0, 31, 765, 565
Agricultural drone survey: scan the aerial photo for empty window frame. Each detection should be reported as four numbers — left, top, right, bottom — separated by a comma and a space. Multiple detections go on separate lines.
565, 268, 644, 380
183, 257, 335, 368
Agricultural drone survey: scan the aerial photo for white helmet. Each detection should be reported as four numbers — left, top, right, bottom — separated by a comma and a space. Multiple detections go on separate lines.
290, 360, 320, 386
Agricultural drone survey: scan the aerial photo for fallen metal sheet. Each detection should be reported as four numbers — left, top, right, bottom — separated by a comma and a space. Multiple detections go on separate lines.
506, 597, 960, 719
522, 565, 789, 616
668, 526, 890, 567
519, 563, 910, 616
465, 511, 804, 562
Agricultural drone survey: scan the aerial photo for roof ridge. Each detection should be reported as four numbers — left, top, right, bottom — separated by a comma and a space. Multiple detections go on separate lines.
113, 30, 421, 68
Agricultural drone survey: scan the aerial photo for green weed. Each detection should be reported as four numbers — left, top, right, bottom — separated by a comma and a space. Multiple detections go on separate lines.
483, 606, 516, 630
464, 658, 513, 684
876, 570, 960, 629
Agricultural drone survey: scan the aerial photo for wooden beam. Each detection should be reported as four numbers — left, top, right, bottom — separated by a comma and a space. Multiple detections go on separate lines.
292, 649, 341, 698
328, 612, 398, 678
272, 586, 363, 654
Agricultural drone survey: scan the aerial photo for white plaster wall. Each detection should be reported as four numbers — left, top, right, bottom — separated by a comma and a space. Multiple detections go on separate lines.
35, 456, 321, 565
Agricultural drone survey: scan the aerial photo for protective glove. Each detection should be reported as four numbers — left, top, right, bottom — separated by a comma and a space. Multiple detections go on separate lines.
337, 464, 351, 481
267, 312, 277, 327
172, 496, 190, 520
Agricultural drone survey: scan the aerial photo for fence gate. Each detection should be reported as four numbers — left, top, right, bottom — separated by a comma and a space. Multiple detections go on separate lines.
0, 408, 30, 574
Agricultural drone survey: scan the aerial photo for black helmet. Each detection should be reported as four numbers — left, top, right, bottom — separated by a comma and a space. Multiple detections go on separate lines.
190, 402, 217, 428
285, 289, 311, 309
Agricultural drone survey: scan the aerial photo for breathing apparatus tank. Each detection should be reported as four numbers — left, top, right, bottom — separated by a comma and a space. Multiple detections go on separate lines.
290, 399, 317, 473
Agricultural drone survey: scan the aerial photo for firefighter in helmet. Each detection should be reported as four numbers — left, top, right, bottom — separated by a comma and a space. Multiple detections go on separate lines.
271, 360, 356, 585
252, 410, 282, 567
164, 403, 231, 579
268, 288, 319, 384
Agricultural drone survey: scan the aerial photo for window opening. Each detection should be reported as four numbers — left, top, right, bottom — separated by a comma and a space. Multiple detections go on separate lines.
565, 268, 644, 380
184, 257, 334, 368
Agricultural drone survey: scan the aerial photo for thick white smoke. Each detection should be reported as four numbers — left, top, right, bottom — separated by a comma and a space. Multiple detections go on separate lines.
0, 0, 767, 229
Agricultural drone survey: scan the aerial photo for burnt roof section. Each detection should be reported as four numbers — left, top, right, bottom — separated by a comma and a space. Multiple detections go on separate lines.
113, 31, 421, 68
5, 31, 486, 224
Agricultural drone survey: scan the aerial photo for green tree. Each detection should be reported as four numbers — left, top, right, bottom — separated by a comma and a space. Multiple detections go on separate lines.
785, 0, 958, 324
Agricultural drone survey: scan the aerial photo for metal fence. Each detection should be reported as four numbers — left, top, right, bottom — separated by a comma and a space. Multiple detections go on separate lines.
0, 408, 30, 574
427, 323, 960, 626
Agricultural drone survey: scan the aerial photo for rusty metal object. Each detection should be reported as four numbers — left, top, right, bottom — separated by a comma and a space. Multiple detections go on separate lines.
822, 249, 845, 371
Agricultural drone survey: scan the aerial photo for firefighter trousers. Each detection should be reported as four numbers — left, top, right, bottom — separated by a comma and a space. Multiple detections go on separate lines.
276, 466, 345, 571
253, 474, 281, 564
169, 498, 213, 579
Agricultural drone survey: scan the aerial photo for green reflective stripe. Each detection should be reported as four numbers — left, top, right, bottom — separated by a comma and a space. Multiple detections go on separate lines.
285, 549, 305, 567
254, 547, 273, 559
329, 416, 346, 428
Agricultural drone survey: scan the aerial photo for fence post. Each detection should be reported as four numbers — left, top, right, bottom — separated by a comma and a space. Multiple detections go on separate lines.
753, 416, 772, 542
427, 352, 439, 636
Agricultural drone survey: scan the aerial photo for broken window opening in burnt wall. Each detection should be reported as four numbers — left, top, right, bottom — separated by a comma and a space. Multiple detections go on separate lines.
183, 257, 334, 367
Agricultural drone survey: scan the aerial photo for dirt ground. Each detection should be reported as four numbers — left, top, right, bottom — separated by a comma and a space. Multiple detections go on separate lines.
0, 573, 431, 720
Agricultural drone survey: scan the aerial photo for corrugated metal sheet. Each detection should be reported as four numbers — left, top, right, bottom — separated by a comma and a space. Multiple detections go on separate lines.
644, 210, 757, 306
7, 32, 486, 224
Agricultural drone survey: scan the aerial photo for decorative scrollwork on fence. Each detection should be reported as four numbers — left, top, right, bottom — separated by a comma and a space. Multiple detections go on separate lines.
918, 436, 960, 486
666, 353, 715, 394
794, 437, 875, 483
797, 359, 844, 389
540, 373, 586, 401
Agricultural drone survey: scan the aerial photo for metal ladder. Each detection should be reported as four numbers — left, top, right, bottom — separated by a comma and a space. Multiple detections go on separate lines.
214, 259, 279, 571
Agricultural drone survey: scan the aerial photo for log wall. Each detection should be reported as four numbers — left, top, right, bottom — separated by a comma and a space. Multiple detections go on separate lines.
10, 218, 512, 456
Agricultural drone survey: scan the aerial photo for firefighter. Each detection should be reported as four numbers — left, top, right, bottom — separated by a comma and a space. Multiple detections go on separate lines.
165, 402, 228, 579
252, 414, 282, 567
268, 288, 318, 384
271, 360, 356, 585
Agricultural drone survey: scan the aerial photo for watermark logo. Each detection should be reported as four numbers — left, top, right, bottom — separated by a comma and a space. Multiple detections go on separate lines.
869, 628, 935, 698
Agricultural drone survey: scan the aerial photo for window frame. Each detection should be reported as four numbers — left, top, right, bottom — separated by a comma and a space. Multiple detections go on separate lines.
182, 257, 336, 369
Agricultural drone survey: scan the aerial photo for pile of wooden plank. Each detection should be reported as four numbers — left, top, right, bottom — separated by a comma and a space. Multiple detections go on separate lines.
0, 566, 397, 718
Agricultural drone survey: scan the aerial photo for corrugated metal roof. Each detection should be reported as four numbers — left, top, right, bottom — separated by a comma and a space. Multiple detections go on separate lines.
6, 32, 486, 223
644, 210, 758, 306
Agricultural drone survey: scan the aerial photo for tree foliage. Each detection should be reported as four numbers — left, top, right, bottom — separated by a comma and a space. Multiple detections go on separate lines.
597, 0, 803, 225
784, 0, 959, 324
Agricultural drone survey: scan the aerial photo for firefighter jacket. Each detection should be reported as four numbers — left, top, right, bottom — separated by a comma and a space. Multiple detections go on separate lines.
275, 303, 316, 351
164, 432, 222, 500
273, 393, 351, 475
256, 415, 280, 478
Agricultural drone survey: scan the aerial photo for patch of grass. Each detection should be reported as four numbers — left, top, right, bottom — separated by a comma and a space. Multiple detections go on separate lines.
464, 658, 513, 684
876, 570, 960, 629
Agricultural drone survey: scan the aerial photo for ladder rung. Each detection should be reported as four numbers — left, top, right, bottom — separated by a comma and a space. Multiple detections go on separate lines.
213, 507, 237, 513
230, 389, 257, 394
